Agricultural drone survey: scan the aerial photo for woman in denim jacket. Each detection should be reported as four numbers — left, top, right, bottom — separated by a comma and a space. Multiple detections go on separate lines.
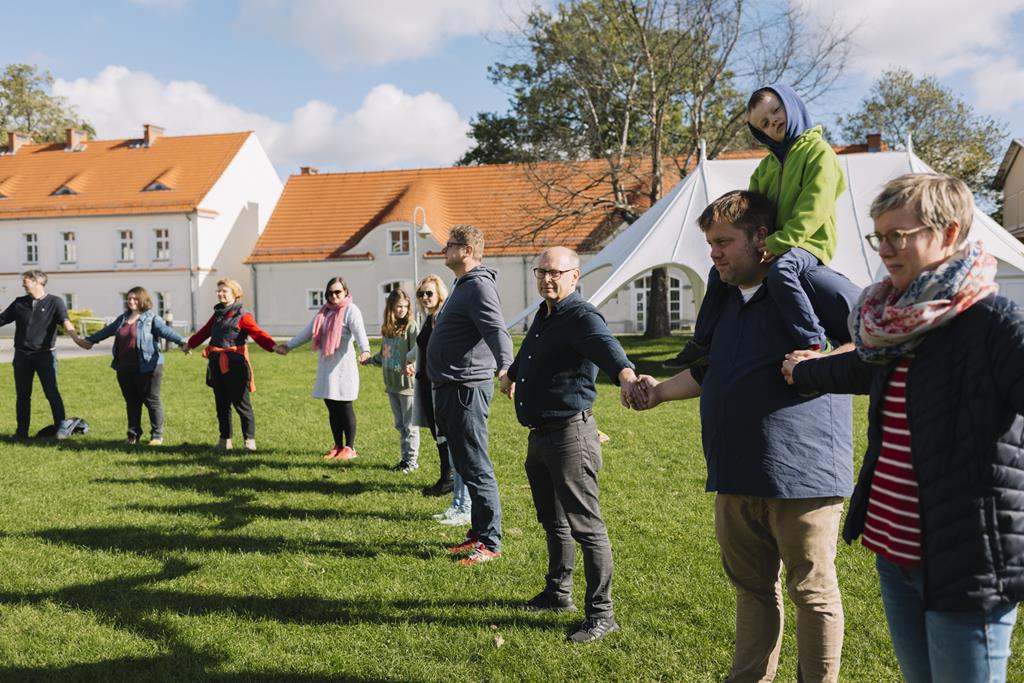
76, 286, 188, 445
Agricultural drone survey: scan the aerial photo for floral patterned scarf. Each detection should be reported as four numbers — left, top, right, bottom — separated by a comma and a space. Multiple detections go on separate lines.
850, 241, 998, 364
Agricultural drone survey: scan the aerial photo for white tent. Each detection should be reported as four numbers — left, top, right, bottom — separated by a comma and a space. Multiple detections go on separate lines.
507, 148, 1024, 329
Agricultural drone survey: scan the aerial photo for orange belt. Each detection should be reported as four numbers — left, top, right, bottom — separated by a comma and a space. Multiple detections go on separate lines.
203, 345, 256, 392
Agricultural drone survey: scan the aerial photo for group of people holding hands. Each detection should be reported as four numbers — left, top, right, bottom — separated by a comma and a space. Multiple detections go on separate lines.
2, 81, 1023, 679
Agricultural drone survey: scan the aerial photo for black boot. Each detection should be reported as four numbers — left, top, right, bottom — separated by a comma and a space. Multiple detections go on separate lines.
421, 440, 454, 496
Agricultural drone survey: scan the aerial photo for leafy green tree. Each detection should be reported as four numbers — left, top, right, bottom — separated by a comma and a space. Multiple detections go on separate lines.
0, 64, 94, 143
839, 68, 1007, 209
470, 0, 850, 337
456, 113, 533, 166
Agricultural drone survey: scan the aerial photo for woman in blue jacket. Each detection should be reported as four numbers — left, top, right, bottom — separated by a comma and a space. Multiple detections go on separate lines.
783, 173, 1024, 682
76, 286, 188, 445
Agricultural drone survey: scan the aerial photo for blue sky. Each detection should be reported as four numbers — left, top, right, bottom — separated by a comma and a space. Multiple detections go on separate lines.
4, 0, 1022, 178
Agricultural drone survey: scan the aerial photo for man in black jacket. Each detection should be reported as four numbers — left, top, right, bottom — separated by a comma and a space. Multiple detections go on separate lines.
0, 270, 84, 438
502, 246, 638, 643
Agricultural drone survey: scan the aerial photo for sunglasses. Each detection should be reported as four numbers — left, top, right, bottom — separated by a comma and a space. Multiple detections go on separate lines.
416, 291, 436, 298
326, 289, 346, 297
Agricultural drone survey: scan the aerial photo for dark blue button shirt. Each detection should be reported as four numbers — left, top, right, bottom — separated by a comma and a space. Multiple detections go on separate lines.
692, 265, 861, 498
508, 292, 634, 428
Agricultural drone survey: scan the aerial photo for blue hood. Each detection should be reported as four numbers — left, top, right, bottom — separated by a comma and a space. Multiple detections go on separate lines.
748, 83, 813, 163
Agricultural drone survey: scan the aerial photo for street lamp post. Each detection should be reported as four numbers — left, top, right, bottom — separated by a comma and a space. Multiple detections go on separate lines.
411, 206, 432, 321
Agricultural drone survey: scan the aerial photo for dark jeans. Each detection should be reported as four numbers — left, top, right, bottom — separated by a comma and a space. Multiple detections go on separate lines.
117, 366, 164, 440
434, 382, 501, 552
695, 248, 827, 349
13, 350, 64, 436
525, 411, 613, 618
207, 359, 254, 440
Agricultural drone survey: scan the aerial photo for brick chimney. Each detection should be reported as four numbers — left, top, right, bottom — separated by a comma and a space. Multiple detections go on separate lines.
65, 128, 87, 151
867, 133, 882, 153
300, 166, 319, 175
143, 124, 164, 148
7, 132, 30, 154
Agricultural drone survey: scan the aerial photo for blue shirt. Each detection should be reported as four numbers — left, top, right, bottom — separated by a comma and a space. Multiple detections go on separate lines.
508, 292, 634, 428
693, 265, 861, 498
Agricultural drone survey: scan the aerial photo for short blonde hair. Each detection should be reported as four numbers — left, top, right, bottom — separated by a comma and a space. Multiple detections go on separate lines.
216, 278, 244, 300
449, 224, 485, 259
416, 274, 448, 311
870, 173, 974, 245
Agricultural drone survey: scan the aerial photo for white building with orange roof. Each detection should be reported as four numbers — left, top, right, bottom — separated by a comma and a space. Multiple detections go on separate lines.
246, 158, 707, 335
0, 126, 282, 331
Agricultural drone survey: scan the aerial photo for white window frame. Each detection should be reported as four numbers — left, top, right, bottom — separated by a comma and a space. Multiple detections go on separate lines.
153, 228, 170, 261
388, 228, 410, 255
61, 231, 77, 263
23, 233, 38, 264
307, 289, 325, 310
118, 230, 134, 262
156, 292, 170, 318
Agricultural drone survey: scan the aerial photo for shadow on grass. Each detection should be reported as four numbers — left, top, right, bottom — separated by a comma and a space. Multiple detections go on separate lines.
93, 472, 422, 497
32, 525, 428, 559
0, 557, 562, 681
120, 498, 424, 530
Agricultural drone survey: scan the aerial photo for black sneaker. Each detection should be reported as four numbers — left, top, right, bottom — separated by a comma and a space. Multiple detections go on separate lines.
421, 478, 454, 497
567, 615, 619, 643
662, 340, 709, 370
522, 591, 577, 613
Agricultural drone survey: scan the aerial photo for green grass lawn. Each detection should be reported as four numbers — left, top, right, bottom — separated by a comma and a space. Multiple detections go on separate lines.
0, 335, 1019, 681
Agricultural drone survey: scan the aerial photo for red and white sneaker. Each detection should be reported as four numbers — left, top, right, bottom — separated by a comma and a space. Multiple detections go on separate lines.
323, 447, 341, 460
445, 536, 478, 554
457, 542, 500, 566
335, 446, 358, 461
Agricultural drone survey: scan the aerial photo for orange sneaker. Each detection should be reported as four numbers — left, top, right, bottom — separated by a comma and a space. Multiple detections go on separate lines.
457, 542, 501, 566
335, 446, 358, 461
323, 447, 341, 460
446, 536, 478, 554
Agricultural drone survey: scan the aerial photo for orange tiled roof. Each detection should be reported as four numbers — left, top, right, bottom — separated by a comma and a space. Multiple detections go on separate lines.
0, 131, 251, 218
247, 142, 875, 263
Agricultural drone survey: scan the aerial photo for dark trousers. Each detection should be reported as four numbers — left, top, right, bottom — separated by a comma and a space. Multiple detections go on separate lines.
417, 374, 451, 482
117, 366, 164, 440
13, 350, 64, 436
208, 360, 254, 440
324, 399, 356, 448
434, 382, 502, 552
525, 411, 613, 618
695, 248, 827, 349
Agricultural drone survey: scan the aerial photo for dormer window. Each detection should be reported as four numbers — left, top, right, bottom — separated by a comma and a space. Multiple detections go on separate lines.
53, 186, 78, 196
144, 181, 172, 192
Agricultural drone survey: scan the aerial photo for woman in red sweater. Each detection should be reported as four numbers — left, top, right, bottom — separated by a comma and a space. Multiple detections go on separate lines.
187, 278, 276, 451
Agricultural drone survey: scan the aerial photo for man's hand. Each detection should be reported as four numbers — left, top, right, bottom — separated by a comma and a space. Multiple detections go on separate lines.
630, 375, 662, 410
499, 373, 515, 399
273, 343, 290, 355
781, 349, 822, 385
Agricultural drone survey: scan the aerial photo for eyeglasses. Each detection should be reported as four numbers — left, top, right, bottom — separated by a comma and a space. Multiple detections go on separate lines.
443, 241, 468, 251
326, 289, 346, 297
533, 268, 576, 280
416, 291, 435, 298
865, 225, 932, 251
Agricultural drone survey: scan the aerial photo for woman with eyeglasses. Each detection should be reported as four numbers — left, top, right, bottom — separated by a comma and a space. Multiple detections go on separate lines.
782, 173, 1024, 682
275, 276, 370, 460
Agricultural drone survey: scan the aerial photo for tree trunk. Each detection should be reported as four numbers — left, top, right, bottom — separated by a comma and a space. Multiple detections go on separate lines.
644, 266, 671, 338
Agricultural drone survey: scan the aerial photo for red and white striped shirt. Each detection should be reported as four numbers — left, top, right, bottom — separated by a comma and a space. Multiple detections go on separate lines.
861, 356, 921, 568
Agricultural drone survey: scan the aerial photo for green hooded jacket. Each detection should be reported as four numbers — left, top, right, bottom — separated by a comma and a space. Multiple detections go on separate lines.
748, 125, 844, 264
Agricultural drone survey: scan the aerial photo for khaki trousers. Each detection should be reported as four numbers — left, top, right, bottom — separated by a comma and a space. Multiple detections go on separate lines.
714, 494, 844, 683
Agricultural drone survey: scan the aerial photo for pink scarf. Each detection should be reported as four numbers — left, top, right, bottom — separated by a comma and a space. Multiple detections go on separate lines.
311, 295, 351, 358
851, 241, 998, 363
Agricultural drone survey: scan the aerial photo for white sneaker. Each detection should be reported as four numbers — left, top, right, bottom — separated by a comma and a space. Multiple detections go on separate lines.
243, 438, 257, 451
432, 506, 458, 521
439, 511, 472, 527
56, 419, 76, 440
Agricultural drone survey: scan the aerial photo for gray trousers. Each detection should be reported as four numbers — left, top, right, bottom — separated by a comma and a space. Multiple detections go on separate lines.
388, 392, 420, 465
525, 411, 613, 618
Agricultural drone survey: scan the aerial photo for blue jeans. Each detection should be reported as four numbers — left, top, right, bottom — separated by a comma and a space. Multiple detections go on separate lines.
695, 248, 827, 349
449, 452, 471, 514
434, 382, 502, 552
876, 555, 1018, 683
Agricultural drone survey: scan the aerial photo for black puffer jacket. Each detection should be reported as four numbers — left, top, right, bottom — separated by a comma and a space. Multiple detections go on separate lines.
793, 295, 1024, 611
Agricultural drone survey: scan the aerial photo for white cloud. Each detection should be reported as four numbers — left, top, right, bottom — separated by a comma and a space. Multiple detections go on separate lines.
797, 0, 1024, 78
237, 0, 525, 69
128, 0, 189, 10
971, 56, 1024, 112
53, 66, 472, 173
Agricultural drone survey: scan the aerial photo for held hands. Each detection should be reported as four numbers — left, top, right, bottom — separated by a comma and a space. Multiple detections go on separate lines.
73, 336, 94, 350
404, 362, 415, 377
273, 343, 290, 356
358, 351, 372, 365
179, 342, 192, 355
499, 373, 515, 399
780, 349, 822, 385
622, 374, 660, 410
